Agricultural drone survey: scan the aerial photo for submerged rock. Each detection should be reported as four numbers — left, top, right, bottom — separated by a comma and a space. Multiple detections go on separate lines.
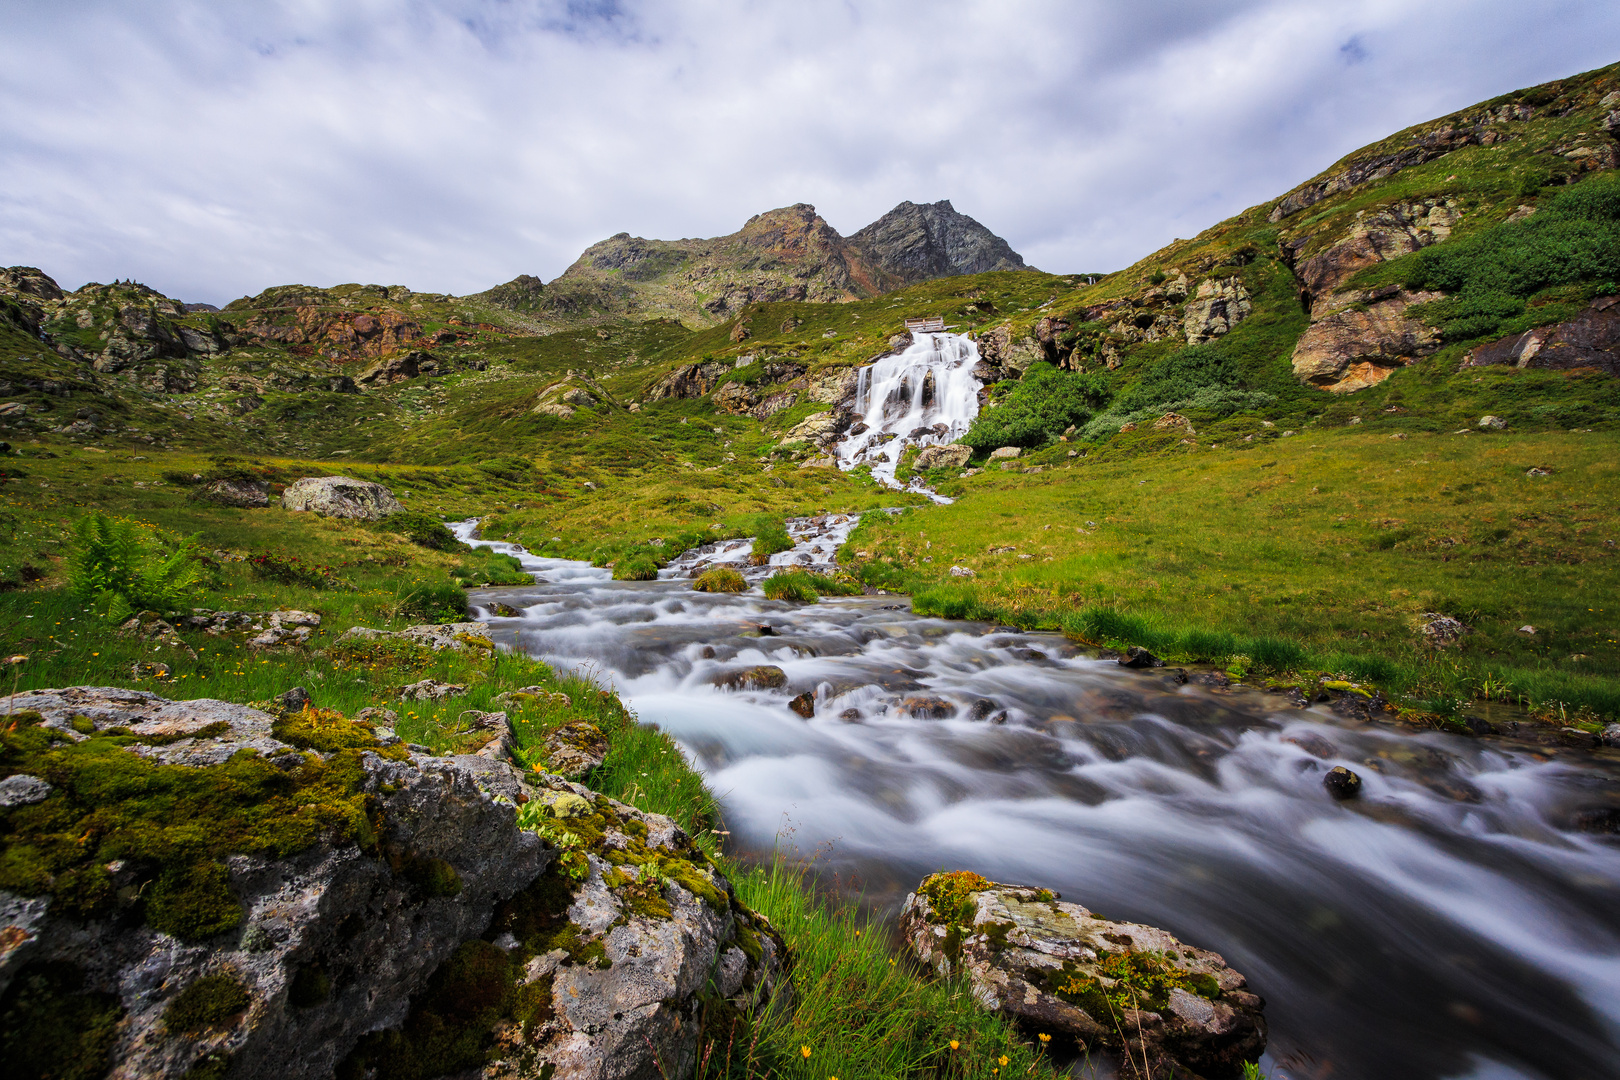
1323, 765, 1363, 800
900, 872, 1265, 1077
712, 665, 788, 691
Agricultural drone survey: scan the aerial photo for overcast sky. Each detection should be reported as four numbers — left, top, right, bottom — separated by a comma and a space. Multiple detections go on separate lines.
2, 1, 1617, 306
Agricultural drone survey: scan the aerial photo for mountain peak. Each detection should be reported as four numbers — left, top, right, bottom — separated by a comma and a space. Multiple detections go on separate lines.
851, 200, 1028, 285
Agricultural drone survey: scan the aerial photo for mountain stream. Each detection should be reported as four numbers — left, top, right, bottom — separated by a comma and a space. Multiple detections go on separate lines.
453, 520, 1620, 1080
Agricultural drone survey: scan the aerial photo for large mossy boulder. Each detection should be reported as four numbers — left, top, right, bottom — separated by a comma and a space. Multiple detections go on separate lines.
900, 872, 1265, 1078
281, 475, 404, 520
0, 687, 788, 1080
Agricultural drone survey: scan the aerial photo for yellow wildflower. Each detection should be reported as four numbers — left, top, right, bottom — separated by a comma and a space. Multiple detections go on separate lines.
999, 1056, 1010, 1067
1038, 1033, 1051, 1043
949, 1040, 960, 1051
800, 1046, 812, 1059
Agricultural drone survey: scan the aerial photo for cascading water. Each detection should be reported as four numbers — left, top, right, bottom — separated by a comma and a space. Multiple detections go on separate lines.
450, 520, 1620, 1080
835, 331, 982, 502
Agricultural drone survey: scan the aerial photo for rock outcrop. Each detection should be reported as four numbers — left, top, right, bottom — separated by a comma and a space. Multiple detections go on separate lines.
1461, 295, 1620, 376
1290, 285, 1443, 392
848, 199, 1028, 285
914, 444, 972, 470
280, 476, 404, 520
901, 872, 1264, 1078
0, 688, 789, 1080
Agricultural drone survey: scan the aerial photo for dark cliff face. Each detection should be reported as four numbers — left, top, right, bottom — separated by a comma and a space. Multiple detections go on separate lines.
849, 200, 1028, 285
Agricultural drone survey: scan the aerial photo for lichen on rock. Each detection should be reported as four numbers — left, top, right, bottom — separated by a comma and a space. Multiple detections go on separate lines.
900, 872, 1264, 1078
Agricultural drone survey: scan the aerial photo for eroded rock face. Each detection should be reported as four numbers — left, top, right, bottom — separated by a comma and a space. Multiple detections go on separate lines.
541, 721, 610, 780
901, 873, 1264, 1078
1183, 278, 1252, 345
1461, 295, 1620, 376
1290, 286, 1443, 392
280, 476, 404, 519
0, 687, 549, 1079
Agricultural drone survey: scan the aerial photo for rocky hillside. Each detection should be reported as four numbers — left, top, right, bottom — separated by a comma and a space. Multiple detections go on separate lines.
473, 200, 1029, 329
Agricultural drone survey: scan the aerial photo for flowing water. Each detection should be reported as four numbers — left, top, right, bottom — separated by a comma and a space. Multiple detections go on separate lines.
454, 522, 1620, 1080
835, 330, 983, 500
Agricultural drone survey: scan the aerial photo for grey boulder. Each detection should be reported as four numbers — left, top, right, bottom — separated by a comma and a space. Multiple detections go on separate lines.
281, 476, 404, 520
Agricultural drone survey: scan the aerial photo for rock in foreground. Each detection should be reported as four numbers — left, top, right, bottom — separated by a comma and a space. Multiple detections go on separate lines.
0, 688, 788, 1080
900, 872, 1264, 1078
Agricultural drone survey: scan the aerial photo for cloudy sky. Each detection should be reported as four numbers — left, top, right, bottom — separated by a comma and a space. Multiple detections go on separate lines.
3, 1, 1617, 306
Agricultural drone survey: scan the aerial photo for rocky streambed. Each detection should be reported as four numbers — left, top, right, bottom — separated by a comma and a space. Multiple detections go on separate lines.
464, 521, 1620, 1080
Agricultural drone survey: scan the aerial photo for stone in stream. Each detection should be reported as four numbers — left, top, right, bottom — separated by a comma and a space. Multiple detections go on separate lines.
900, 872, 1265, 1077
1118, 646, 1164, 669
788, 692, 816, 718
1323, 765, 1363, 799
900, 695, 954, 719
712, 665, 788, 691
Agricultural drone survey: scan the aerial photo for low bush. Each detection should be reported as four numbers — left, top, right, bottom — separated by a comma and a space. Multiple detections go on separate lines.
249, 552, 348, 591
961, 363, 1112, 450
379, 512, 465, 552
401, 578, 469, 622
449, 550, 530, 587
692, 568, 747, 593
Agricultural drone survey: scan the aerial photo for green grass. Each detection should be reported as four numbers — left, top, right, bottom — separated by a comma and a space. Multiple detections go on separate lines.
850, 427, 1620, 721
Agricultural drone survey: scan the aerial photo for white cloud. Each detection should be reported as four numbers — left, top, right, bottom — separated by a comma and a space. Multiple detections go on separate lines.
1, 0, 1616, 304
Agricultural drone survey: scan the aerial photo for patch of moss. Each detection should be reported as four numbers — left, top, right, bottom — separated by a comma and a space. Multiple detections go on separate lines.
0, 727, 382, 938
183, 1051, 232, 1080
402, 855, 463, 898
148, 861, 243, 940
325, 636, 438, 672
0, 961, 125, 1080
918, 870, 990, 928
273, 706, 386, 753
1031, 949, 1205, 1017
163, 971, 250, 1032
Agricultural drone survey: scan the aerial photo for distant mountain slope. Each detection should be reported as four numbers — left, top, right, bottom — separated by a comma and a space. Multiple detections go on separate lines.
473, 200, 1028, 328
850, 199, 1027, 284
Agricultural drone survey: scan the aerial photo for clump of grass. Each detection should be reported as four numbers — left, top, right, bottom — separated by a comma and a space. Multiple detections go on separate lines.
723, 856, 1062, 1080
692, 568, 747, 593
612, 554, 660, 581
376, 512, 464, 552
751, 515, 793, 558
762, 571, 860, 602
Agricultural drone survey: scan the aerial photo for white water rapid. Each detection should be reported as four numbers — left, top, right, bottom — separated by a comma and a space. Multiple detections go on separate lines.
451, 520, 1620, 1080
834, 331, 982, 502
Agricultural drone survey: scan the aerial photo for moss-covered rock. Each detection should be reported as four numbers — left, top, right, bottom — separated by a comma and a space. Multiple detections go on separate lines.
901, 873, 1265, 1077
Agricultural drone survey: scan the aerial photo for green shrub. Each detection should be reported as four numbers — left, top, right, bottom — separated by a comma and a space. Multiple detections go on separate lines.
402, 578, 469, 622
751, 515, 793, 558
692, 568, 747, 593
612, 555, 660, 581
379, 512, 465, 552
67, 513, 199, 619
1403, 172, 1620, 341
1119, 344, 1236, 412
961, 363, 1112, 450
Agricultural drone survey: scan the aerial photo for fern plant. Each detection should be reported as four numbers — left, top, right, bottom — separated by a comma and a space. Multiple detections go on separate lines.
68, 513, 200, 620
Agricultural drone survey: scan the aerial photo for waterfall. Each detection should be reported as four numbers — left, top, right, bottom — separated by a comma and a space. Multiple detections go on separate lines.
834, 331, 982, 500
